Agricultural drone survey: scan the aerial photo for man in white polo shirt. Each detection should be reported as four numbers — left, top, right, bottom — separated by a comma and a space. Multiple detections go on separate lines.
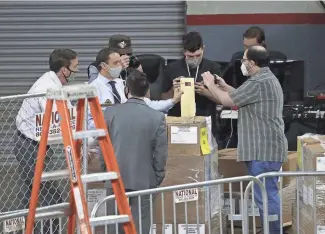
14, 48, 79, 234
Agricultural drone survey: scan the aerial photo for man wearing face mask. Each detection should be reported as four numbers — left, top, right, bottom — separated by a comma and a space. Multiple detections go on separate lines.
88, 48, 182, 128
14, 48, 79, 234
202, 46, 287, 234
162, 31, 221, 137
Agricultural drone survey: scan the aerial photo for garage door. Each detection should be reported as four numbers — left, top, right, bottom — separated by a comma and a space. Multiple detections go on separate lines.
0, 1, 186, 96
0, 1, 185, 164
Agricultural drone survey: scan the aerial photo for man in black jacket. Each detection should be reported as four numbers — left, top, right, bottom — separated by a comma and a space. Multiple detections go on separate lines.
224, 26, 287, 87
162, 31, 221, 137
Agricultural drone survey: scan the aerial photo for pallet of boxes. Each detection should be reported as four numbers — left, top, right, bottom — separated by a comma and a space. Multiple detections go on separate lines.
151, 78, 225, 233
291, 134, 325, 234
218, 148, 298, 233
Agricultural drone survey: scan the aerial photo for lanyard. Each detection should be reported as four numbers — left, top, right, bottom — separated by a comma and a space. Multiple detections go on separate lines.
186, 64, 200, 82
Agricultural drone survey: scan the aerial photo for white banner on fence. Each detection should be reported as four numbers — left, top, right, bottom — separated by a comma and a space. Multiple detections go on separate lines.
34, 107, 77, 143
150, 224, 172, 234
3, 217, 25, 233
178, 224, 205, 234
174, 188, 199, 203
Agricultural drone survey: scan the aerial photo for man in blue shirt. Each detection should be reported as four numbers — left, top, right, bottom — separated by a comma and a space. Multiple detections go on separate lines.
88, 48, 182, 128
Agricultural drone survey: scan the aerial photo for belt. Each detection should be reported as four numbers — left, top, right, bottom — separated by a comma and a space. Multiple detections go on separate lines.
17, 130, 40, 146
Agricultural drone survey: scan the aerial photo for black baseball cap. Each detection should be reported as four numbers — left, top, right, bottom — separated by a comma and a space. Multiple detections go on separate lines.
108, 34, 133, 55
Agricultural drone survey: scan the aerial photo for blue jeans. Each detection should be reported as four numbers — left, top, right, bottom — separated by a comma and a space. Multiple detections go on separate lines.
245, 161, 282, 234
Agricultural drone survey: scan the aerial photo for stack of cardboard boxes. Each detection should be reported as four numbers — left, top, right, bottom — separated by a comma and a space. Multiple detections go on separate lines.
218, 149, 298, 232
152, 116, 225, 234
292, 135, 325, 233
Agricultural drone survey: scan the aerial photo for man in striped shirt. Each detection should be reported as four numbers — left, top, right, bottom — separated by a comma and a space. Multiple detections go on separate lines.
202, 45, 287, 233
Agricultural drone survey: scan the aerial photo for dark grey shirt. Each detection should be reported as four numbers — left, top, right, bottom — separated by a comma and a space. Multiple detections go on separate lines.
229, 67, 288, 162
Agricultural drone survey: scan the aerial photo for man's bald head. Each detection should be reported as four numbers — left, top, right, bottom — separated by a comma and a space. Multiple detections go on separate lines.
244, 45, 270, 68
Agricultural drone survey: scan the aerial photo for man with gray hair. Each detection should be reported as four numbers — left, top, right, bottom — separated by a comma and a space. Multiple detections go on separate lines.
202, 45, 287, 234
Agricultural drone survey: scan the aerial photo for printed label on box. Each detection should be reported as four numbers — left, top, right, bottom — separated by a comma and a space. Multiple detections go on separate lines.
150, 224, 172, 234
308, 186, 314, 207
317, 225, 325, 234
170, 126, 198, 144
174, 188, 199, 203
224, 198, 236, 215
3, 217, 25, 233
303, 185, 308, 205
87, 189, 106, 216
178, 224, 205, 234
316, 157, 325, 171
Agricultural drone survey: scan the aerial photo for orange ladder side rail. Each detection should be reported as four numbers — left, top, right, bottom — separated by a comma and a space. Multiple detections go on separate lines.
25, 99, 54, 234
56, 99, 91, 234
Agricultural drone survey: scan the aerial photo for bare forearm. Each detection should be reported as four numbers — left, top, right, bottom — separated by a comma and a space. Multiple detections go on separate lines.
205, 91, 221, 104
225, 84, 235, 92
208, 84, 234, 107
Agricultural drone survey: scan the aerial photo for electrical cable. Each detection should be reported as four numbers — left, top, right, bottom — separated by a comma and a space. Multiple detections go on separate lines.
221, 109, 235, 149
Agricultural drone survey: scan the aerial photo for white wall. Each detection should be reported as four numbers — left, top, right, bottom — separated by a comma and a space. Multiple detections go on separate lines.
187, 1, 325, 15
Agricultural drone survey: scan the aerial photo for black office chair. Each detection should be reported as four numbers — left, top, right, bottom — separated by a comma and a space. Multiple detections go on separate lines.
136, 54, 166, 100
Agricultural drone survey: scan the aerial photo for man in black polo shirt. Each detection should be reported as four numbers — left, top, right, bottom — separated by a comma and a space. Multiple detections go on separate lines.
162, 32, 221, 136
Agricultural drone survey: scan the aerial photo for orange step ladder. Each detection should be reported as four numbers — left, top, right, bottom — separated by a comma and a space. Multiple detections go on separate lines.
25, 84, 137, 234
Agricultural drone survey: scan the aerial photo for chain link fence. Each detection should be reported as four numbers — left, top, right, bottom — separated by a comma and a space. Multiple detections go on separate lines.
0, 93, 79, 234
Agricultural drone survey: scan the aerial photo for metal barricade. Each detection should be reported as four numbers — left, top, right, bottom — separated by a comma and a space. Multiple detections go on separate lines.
0, 92, 87, 234
91, 176, 270, 234
244, 171, 325, 234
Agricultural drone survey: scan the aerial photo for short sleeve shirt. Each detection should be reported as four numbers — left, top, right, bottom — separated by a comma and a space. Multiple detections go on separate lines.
229, 67, 288, 162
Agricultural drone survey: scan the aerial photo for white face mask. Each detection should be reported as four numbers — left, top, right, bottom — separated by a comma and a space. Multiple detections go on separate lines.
241, 63, 249, 76
108, 66, 122, 79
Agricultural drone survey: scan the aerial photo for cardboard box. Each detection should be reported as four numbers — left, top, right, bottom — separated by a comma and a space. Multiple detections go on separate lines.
166, 116, 215, 157
296, 134, 325, 170
282, 152, 298, 187
153, 153, 225, 233
295, 143, 325, 233
218, 149, 248, 192
218, 149, 297, 191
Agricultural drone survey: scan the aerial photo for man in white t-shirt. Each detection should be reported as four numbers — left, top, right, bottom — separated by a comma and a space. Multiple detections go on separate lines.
14, 49, 79, 234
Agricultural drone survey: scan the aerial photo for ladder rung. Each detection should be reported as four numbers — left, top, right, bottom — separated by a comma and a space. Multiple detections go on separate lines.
46, 84, 98, 100
41, 169, 70, 182
81, 172, 118, 183
35, 210, 71, 221
90, 215, 130, 227
42, 170, 118, 183
74, 129, 106, 139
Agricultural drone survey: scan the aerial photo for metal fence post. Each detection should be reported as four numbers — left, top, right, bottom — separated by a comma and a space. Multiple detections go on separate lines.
243, 178, 269, 234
